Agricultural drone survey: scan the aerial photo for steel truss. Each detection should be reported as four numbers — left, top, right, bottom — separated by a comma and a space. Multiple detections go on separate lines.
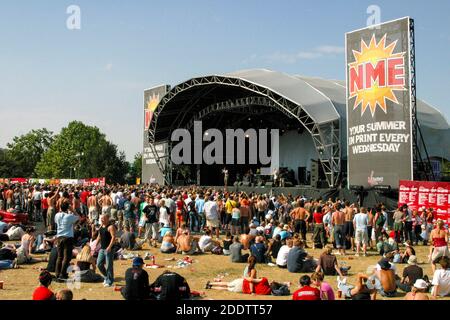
409, 18, 435, 181
148, 75, 341, 187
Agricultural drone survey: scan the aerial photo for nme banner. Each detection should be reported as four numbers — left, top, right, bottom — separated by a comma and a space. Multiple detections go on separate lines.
143, 85, 170, 185
346, 17, 413, 188
399, 180, 450, 224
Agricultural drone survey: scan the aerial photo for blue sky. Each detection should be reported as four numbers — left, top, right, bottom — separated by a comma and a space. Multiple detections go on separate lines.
0, 0, 449, 161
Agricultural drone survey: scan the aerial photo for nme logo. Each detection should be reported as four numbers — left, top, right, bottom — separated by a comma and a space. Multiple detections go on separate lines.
348, 34, 406, 117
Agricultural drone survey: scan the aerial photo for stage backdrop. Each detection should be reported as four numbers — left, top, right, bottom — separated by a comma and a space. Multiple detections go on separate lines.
398, 180, 450, 224
143, 85, 170, 185
346, 17, 413, 189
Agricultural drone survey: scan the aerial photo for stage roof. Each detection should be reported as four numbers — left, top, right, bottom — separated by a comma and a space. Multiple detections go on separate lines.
152, 68, 449, 160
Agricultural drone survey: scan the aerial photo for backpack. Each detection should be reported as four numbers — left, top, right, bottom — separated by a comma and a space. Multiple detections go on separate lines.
271, 284, 290, 296
376, 213, 386, 227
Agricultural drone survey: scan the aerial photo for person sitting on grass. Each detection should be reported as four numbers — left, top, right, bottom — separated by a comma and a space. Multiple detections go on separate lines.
56, 289, 73, 300
160, 231, 176, 254
230, 236, 249, 263
250, 236, 268, 263
366, 258, 397, 297
222, 231, 233, 256
241, 255, 272, 295
75, 244, 103, 283
198, 229, 218, 253
337, 273, 377, 300
431, 256, 450, 298
32, 270, 55, 300
176, 230, 200, 255
120, 257, 150, 300
315, 245, 349, 276
150, 270, 191, 300
292, 275, 321, 300
311, 271, 335, 300
276, 238, 292, 268
287, 239, 317, 273
404, 279, 430, 300
396, 255, 423, 293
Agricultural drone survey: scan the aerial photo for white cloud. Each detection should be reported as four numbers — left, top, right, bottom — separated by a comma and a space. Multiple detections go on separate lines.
242, 45, 344, 64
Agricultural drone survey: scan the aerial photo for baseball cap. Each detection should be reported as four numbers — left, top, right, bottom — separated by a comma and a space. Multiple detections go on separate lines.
413, 279, 428, 290
132, 257, 144, 267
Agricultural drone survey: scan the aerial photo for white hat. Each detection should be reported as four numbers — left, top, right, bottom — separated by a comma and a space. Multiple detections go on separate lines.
413, 279, 428, 290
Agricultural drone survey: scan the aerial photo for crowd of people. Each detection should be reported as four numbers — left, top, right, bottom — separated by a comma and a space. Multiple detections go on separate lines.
0, 182, 449, 300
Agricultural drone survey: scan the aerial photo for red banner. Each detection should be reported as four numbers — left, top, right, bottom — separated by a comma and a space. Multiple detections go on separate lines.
399, 180, 450, 224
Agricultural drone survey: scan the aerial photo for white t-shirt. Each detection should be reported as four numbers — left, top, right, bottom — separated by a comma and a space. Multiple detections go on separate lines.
353, 213, 368, 231
276, 245, 291, 266
158, 206, 170, 226
204, 201, 219, 220
432, 269, 450, 297
198, 235, 212, 251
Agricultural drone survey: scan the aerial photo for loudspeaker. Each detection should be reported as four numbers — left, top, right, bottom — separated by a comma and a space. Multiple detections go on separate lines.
298, 167, 307, 185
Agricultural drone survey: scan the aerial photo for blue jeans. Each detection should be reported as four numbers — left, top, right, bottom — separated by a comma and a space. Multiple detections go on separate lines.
189, 212, 198, 232
0, 260, 14, 269
197, 212, 205, 230
96, 249, 114, 285
334, 225, 345, 249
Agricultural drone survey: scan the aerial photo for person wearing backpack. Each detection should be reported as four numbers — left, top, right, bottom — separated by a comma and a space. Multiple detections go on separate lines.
143, 196, 159, 248
374, 206, 387, 240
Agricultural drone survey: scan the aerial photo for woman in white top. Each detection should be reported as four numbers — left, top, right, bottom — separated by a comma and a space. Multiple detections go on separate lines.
276, 239, 293, 268
158, 199, 170, 227
432, 256, 450, 298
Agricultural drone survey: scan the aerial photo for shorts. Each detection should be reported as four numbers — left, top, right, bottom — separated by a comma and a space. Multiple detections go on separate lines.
227, 279, 244, 293
344, 221, 354, 237
102, 206, 111, 217
432, 246, 450, 264
138, 216, 146, 228
355, 229, 368, 245
231, 218, 240, 227
89, 207, 98, 222
207, 218, 220, 228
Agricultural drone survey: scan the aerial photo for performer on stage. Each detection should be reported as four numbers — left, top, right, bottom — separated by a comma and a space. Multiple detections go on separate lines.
222, 167, 229, 188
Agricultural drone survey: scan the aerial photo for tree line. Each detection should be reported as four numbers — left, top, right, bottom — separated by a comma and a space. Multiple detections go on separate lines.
0, 121, 142, 184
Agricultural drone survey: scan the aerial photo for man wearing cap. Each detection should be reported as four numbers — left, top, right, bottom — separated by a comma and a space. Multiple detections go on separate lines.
120, 257, 150, 300
397, 255, 424, 292
367, 258, 397, 297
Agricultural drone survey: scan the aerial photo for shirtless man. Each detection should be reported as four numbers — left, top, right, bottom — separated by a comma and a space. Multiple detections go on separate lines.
176, 230, 200, 255
344, 201, 355, 251
337, 273, 377, 300
255, 196, 268, 223
368, 259, 397, 297
240, 233, 255, 250
289, 200, 310, 246
88, 190, 99, 224
99, 189, 113, 217
56, 191, 72, 213
5, 186, 14, 210
47, 187, 60, 232
332, 204, 346, 255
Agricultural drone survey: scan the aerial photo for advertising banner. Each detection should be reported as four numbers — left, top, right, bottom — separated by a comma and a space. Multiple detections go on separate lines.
346, 17, 413, 188
143, 85, 170, 185
399, 180, 450, 224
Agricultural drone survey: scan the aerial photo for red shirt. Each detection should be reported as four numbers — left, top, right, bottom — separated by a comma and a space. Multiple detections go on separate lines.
32, 286, 54, 300
80, 191, 90, 204
313, 212, 324, 224
41, 198, 49, 210
292, 286, 321, 300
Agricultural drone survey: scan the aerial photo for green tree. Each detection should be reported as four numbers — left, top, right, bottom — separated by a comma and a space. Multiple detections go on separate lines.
35, 121, 128, 183
128, 153, 142, 183
6, 128, 54, 177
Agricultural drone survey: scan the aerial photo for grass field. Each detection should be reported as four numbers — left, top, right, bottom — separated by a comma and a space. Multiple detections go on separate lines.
0, 223, 448, 300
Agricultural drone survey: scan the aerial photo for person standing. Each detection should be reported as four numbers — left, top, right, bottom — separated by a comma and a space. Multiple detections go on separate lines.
54, 202, 79, 282
204, 196, 220, 238
332, 204, 346, 255
47, 187, 60, 231
96, 214, 116, 287
312, 205, 326, 249
429, 219, 449, 273
353, 207, 369, 257
142, 196, 159, 248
